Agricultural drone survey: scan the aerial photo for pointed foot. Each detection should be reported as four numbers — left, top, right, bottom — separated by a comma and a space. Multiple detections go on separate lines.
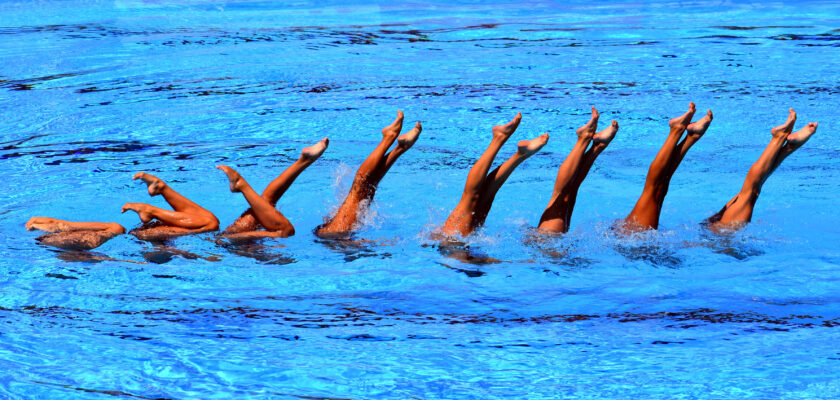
397, 122, 422, 149
771, 108, 797, 139
669, 102, 697, 130
576, 106, 600, 139
302, 137, 329, 161
517, 132, 549, 156
594, 120, 619, 145
686, 109, 713, 138
132, 172, 166, 196
786, 122, 818, 149
382, 110, 404, 139
121, 203, 153, 223
492, 112, 522, 140
216, 165, 244, 193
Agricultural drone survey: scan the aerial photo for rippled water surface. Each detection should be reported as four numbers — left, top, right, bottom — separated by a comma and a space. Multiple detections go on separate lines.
2, 0, 840, 398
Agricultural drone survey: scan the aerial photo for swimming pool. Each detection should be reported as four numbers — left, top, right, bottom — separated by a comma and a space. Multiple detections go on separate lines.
1, 0, 839, 398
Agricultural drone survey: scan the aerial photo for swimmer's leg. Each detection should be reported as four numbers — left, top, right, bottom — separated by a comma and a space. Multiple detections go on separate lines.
711, 110, 816, 227
441, 112, 522, 236
623, 102, 698, 230
472, 132, 549, 227
563, 121, 619, 229
316, 111, 405, 235
224, 138, 330, 234
26, 218, 126, 250
123, 173, 219, 231
217, 165, 295, 236
537, 108, 602, 233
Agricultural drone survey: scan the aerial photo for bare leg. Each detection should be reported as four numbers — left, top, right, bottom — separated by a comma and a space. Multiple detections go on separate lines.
217, 165, 295, 236
563, 121, 619, 229
623, 103, 708, 231
471, 132, 549, 227
225, 138, 329, 234
709, 110, 817, 229
537, 108, 611, 233
26, 217, 125, 250
122, 173, 219, 234
316, 111, 421, 236
441, 112, 522, 236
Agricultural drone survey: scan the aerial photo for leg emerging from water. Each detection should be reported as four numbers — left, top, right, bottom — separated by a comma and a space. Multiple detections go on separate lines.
622, 102, 712, 231
26, 217, 125, 250
538, 108, 618, 233
221, 138, 329, 239
121, 172, 219, 240
441, 112, 548, 236
708, 109, 817, 229
316, 111, 422, 236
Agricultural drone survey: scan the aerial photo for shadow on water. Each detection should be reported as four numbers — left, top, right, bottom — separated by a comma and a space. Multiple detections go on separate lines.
697, 226, 766, 260
424, 238, 503, 277
313, 234, 393, 262
523, 230, 597, 270
214, 238, 296, 265
139, 243, 221, 265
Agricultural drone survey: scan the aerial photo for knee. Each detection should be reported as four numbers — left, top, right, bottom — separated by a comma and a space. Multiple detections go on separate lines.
281, 225, 295, 238
107, 223, 126, 234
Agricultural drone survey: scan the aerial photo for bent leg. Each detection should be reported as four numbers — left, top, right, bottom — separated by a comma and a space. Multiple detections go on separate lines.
218, 166, 295, 236
26, 217, 125, 250
128, 173, 219, 231
226, 138, 329, 234
624, 103, 700, 230
26, 217, 125, 234
121, 203, 216, 231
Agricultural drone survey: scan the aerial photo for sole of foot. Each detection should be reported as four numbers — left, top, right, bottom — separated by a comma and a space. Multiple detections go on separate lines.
787, 122, 818, 148
398, 122, 422, 149
686, 109, 713, 138
302, 137, 329, 160
594, 120, 619, 145
517, 132, 549, 156
133, 172, 166, 196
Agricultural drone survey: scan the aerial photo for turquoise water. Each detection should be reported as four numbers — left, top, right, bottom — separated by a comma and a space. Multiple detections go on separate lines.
2, 0, 840, 398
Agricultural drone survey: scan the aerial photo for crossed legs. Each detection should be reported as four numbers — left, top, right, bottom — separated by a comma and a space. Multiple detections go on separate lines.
218, 138, 329, 240
537, 107, 619, 233
121, 173, 219, 241
621, 102, 713, 231
707, 109, 818, 230
315, 110, 422, 236
441, 112, 549, 236
25, 217, 125, 250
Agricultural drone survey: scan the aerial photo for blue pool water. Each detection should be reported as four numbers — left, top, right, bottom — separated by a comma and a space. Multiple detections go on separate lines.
2, 0, 840, 398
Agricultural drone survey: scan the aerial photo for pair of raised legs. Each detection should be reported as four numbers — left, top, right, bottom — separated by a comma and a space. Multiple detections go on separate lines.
440, 112, 549, 236
620, 102, 713, 231
315, 110, 421, 237
537, 107, 619, 233
706, 108, 817, 230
